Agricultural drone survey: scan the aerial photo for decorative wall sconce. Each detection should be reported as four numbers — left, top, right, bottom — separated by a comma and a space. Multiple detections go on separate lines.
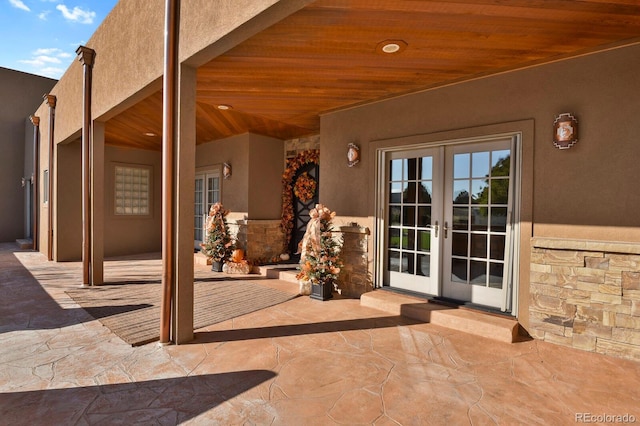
347, 143, 360, 167
223, 162, 232, 179
553, 113, 579, 149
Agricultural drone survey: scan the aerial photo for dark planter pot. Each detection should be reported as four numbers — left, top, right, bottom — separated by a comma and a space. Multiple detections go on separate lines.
211, 260, 223, 272
310, 282, 333, 301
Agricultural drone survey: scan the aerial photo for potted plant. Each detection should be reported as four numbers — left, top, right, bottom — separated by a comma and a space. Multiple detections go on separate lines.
296, 204, 343, 300
200, 202, 235, 271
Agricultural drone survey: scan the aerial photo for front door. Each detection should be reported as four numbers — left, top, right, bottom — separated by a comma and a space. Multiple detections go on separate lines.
289, 162, 320, 258
383, 137, 516, 311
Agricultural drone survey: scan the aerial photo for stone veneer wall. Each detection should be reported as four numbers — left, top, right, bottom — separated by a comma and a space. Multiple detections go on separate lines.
284, 135, 320, 162
228, 219, 284, 262
336, 226, 373, 298
529, 237, 640, 361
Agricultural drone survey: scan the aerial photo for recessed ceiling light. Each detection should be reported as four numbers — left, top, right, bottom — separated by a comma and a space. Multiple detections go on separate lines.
376, 39, 408, 55
383, 43, 400, 53
144, 132, 156, 137
217, 104, 232, 110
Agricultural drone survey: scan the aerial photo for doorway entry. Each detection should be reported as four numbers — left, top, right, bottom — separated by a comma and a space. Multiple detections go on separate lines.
380, 135, 519, 312
194, 169, 221, 251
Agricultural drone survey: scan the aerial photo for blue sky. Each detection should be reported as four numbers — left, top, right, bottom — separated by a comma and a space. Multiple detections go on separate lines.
0, 0, 118, 79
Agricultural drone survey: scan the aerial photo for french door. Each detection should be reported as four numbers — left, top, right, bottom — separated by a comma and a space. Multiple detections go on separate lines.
386, 148, 442, 295
194, 170, 221, 250
382, 137, 517, 311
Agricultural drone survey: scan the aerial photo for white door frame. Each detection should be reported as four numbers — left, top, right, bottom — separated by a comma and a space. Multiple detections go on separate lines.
194, 167, 221, 251
374, 132, 522, 315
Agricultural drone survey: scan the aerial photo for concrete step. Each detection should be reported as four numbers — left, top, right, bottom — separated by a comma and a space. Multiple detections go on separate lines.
254, 264, 299, 283
194, 252, 211, 266
16, 239, 33, 249
361, 290, 520, 343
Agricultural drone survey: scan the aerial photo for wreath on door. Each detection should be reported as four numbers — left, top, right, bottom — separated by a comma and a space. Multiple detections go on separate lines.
281, 149, 320, 252
293, 172, 317, 203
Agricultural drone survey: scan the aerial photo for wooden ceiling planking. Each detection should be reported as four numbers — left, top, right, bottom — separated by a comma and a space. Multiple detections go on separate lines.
104, 0, 640, 151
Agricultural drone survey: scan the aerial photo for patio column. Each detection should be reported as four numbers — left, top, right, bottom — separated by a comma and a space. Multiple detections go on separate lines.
161, 0, 195, 345
44, 94, 56, 261
91, 121, 105, 286
76, 45, 96, 286
173, 63, 196, 344
29, 115, 40, 252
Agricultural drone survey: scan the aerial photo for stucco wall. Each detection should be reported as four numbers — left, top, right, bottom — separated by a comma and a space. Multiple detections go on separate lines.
55, 141, 82, 261
196, 133, 284, 220
0, 68, 56, 242
37, 106, 51, 255
196, 134, 250, 217
321, 43, 640, 243
248, 134, 284, 219
103, 146, 163, 257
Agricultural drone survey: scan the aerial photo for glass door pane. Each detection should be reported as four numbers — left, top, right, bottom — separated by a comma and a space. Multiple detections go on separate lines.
443, 140, 513, 309
194, 176, 205, 250
386, 148, 441, 295
195, 170, 221, 251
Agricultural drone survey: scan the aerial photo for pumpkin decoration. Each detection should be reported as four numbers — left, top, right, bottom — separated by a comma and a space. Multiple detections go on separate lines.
231, 248, 245, 263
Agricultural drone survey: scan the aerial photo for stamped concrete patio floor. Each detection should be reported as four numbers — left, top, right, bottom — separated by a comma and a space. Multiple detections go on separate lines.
1, 243, 639, 425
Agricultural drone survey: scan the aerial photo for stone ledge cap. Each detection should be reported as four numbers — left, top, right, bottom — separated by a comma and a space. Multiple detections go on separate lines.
532, 237, 640, 255
338, 225, 370, 235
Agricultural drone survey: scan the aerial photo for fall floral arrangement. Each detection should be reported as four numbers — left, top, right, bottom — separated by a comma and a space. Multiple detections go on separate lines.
296, 204, 343, 287
200, 202, 235, 262
281, 149, 320, 252
293, 172, 317, 202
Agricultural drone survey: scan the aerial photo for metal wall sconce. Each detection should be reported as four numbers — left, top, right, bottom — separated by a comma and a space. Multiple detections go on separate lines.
347, 143, 360, 167
223, 162, 232, 179
553, 113, 579, 149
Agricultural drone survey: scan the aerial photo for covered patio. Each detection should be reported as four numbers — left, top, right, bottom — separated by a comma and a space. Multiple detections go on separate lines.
2, 241, 639, 424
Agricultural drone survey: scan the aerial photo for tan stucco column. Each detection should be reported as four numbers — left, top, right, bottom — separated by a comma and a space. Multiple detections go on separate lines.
76, 45, 96, 286
91, 121, 105, 285
161, 0, 194, 345
173, 63, 196, 344
44, 94, 56, 261
29, 115, 40, 252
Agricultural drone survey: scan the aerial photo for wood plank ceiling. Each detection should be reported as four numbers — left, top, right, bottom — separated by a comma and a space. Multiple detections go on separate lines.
105, 0, 640, 151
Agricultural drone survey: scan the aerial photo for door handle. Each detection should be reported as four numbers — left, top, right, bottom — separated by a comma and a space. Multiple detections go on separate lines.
444, 221, 449, 238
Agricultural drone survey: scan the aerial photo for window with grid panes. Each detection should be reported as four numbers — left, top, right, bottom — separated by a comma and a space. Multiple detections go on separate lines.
114, 165, 150, 215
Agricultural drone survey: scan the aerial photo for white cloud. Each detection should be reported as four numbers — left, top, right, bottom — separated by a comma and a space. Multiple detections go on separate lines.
19, 48, 71, 78
34, 48, 60, 55
38, 10, 51, 20
56, 4, 95, 24
9, 0, 31, 12
40, 66, 65, 78
20, 55, 62, 66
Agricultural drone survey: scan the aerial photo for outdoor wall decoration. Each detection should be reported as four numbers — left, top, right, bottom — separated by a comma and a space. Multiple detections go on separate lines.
223, 162, 232, 179
553, 113, 579, 149
281, 149, 320, 252
347, 143, 360, 167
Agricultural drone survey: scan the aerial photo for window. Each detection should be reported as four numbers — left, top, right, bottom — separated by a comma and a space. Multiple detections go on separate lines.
114, 165, 151, 215
43, 170, 49, 204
